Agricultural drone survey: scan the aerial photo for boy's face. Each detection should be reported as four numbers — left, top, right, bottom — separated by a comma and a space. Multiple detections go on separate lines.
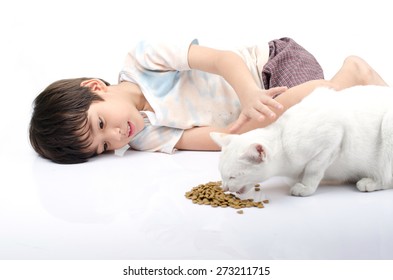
86, 90, 145, 155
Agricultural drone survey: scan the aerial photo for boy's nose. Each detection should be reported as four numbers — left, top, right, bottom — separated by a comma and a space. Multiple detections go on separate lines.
109, 127, 124, 141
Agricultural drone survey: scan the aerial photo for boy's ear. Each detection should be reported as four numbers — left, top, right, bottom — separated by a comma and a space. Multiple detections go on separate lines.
80, 79, 107, 92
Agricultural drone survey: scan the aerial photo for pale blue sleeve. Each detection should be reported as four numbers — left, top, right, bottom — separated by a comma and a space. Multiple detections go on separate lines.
131, 39, 199, 71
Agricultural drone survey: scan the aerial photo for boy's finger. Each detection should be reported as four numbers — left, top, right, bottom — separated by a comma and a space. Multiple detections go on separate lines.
229, 114, 249, 133
265, 86, 287, 98
262, 96, 284, 110
253, 103, 276, 120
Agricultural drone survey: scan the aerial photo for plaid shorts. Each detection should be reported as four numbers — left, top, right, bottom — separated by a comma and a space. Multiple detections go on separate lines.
262, 37, 324, 89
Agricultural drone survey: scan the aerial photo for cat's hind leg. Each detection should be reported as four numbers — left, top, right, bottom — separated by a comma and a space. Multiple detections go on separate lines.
356, 178, 379, 192
357, 152, 393, 192
356, 177, 393, 192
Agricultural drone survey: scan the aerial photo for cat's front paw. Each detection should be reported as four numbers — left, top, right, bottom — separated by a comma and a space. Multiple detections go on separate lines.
356, 178, 379, 192
290, 183, 316, 197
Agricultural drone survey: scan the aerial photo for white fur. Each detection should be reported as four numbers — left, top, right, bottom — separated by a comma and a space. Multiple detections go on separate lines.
211, 85, 393, 196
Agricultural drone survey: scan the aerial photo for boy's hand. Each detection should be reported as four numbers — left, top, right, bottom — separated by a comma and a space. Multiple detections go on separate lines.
230, 86, 286, 133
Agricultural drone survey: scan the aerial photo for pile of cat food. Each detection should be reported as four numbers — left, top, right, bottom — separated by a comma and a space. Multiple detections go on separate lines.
185, 181, 268, 213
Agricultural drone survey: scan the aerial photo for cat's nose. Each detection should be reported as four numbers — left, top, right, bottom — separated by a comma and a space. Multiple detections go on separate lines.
236, 186, 246, 194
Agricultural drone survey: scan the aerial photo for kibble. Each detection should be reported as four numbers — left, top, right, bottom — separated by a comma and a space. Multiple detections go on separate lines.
185, 181, 266, 210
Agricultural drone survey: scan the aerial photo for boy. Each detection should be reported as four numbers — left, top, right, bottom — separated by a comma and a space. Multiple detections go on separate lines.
29, 37, 386, 164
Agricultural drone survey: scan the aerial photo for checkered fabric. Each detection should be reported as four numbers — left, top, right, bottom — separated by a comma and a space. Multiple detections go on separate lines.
262, 37, 324, 89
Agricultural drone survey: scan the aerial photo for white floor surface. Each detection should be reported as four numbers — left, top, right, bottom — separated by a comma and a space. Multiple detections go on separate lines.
1, 148, 393, 259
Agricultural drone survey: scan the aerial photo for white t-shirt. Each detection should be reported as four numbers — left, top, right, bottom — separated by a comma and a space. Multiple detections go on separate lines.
118, 38, 269, 153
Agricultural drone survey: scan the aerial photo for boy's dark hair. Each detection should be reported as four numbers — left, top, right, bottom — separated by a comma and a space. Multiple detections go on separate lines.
29, 78, 110, 164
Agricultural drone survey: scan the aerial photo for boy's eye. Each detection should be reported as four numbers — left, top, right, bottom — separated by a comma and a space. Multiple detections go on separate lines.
99, 118, 104, 129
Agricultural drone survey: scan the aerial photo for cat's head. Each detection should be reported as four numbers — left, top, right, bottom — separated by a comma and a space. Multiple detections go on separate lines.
210, 132, 270, 194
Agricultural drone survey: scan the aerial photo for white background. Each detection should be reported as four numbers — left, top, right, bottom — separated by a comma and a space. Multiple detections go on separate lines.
1, 0, 392, 279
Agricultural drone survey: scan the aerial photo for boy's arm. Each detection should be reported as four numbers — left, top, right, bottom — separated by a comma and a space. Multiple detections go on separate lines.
175, 114, 277, 151
175, 126, 227, 151
175, 116, 278, 151
187, 44, 285, 129
175, 79, 328, 151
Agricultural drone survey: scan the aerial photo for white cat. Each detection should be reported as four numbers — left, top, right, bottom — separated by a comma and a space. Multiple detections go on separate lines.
211, 85, 393, 196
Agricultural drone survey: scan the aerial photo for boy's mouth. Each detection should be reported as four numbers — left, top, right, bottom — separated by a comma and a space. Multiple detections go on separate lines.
127, 121, 134, 138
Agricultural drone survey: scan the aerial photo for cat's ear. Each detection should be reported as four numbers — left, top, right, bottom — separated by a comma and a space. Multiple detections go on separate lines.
210, 132, 236, 148
240, 143, 266, 164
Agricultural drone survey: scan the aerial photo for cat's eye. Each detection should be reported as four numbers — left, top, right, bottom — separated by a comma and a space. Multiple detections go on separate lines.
229, 176, 236, 180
